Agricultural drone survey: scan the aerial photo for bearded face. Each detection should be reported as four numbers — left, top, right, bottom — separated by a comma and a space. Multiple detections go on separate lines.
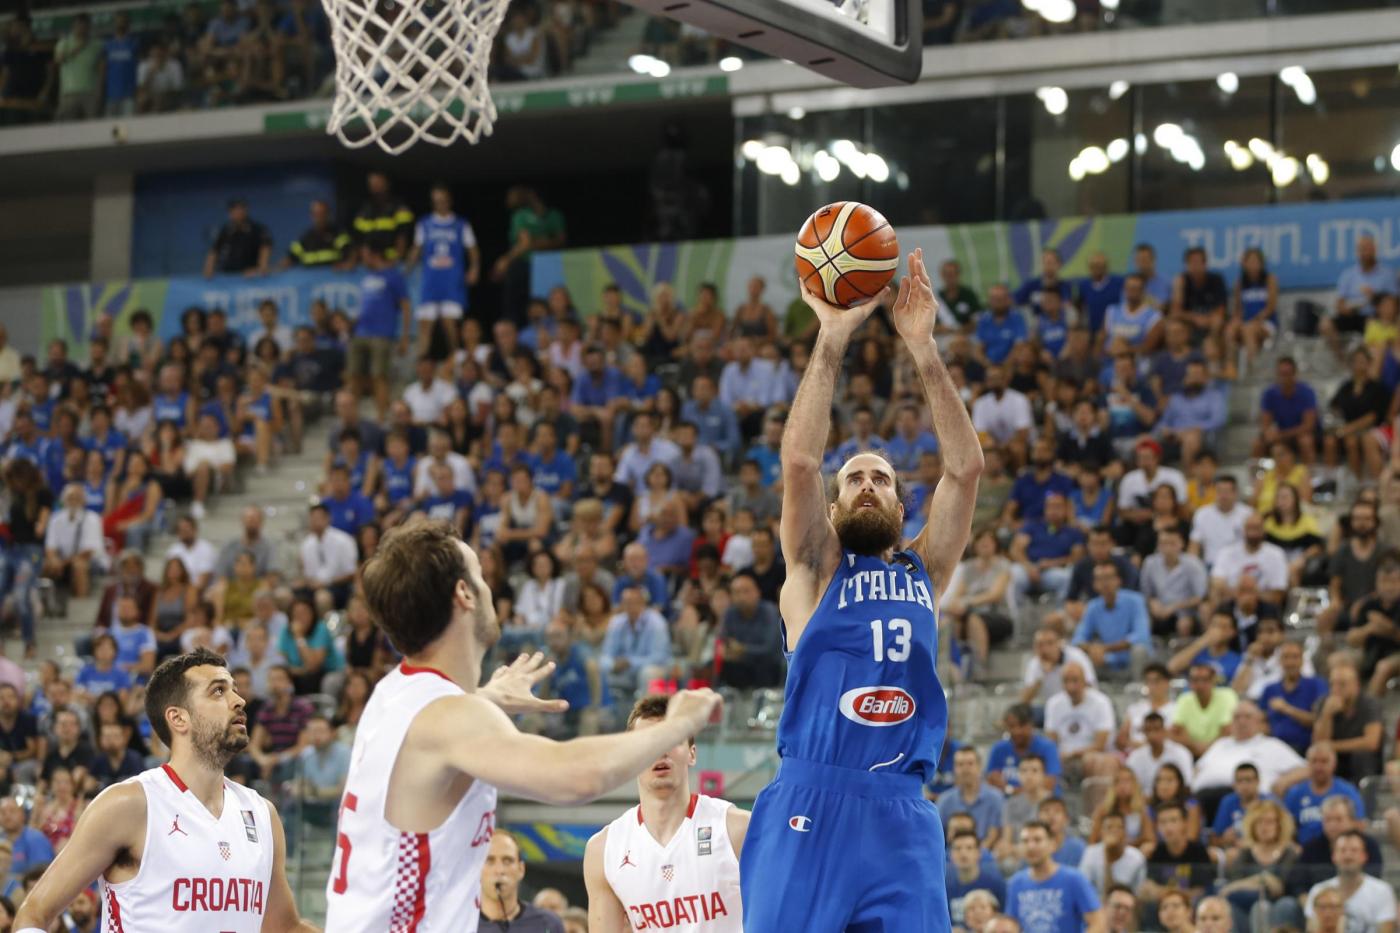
831, 455, 904, 556
190, 706, 250, 770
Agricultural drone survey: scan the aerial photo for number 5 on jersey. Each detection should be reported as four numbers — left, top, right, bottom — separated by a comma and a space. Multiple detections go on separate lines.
870, 618, 911, 662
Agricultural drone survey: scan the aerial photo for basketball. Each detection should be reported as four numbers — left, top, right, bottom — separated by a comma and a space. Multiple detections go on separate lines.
794, 202, 900, 308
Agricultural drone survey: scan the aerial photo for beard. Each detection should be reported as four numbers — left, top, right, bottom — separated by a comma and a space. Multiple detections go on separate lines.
191, 715, 250, 770
833, 498, 903, 556
474, 594, 501, 649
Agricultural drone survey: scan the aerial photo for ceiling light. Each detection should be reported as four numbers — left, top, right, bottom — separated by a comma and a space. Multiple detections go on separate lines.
1152, 123, 1184, 148
1228, 148, 1254, 171
740, 139, 765, 160
1036, 86, 1068, 116
1272, 155, 1300, 187
756, 145, 792, 175
1134, 133, 1148, 155
1292, 74, 1316, 105
1307, 154, 1330, 184
1106, 138, 1129, 162
787, 107, 806, 120
813, 151, 840, 182
831, 139, 858, 160
719, 56, 743, 72
780, 162, 800, 186
1280, 65, 1306, 86
1079, 146, 1110, 175
1108, 80, 1130, 100
627, 54, 657, 75
1248, 137, 1274, 161
1216, 72, 1239, 94
1068, 158, 1086, 182
865, 153, 890, 183
1392, 143, 1400, 172
1039, 0, 1075, 23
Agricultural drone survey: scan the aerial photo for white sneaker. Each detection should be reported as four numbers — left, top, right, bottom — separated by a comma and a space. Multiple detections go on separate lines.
191, 501, 206, 520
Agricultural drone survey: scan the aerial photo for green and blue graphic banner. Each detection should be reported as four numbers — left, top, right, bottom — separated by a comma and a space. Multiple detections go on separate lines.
40, 196, 1400, 350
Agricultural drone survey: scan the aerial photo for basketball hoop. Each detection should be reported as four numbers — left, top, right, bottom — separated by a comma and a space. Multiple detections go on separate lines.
322, 0, 511, 155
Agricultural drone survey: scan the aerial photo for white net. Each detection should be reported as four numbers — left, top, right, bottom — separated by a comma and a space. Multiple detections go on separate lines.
322, 0, 510, 155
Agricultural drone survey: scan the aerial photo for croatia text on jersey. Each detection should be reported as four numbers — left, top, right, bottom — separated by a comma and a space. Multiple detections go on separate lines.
835, 568, 935, 610
170, 877, 266, 913
628, 891, 731, 930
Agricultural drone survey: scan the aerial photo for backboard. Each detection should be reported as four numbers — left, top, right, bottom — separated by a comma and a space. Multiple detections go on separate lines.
626, 0, 923, 87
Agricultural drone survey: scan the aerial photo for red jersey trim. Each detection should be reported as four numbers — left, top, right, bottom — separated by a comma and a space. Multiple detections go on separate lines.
399, 662, 457, 685
638, 793, 699, 825
106, 887, 126, 932
161, 763, 188, 793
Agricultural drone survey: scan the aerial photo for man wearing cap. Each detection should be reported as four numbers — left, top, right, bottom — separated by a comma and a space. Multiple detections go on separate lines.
203, 198, 272, 277
1117, 438, 1187, 546
61, 887, 98, 932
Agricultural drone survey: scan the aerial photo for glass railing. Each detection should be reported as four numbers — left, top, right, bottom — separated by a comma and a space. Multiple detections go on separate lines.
5, 0, 1396, 131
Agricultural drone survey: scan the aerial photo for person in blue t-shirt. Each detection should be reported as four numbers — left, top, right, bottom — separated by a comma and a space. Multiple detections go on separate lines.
1104, 274, 1164, 352
1012, 493, 1085, 601
1167, 611, 1242, 684
416, 461, 474, 535
1005, 821, 1102, 933
886, 404, 940, 475
1259, 639, 1327, 755
937, 747, 1007, 848
526, 422, 576, 499
351, 248, 412, 419
75, 635, 133, 699
322, 463, 376, 535
1035, 290, 1071, 360
975, 286, 1029, 365
543, 616, 608, 737
946, 828, 1007, 929
1014, 249, 1074, 318
1282, 742, 1365, 844
1038, 797, 1086, 867
103, 12, 140, 116
1252, 356, 1318, 464
1132, 243, 1173, 309
985, 704, 1063, 793
1005, 439, 1076, 523
1072, 562, 1151, 677
1077, 252, 1125, 335
408, 183, 480, 358
1209, 762, 1271, 848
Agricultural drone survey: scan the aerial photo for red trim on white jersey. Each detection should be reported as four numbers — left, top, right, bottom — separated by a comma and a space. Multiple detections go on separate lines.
399, 662, 457, 685
161, 763, 188, 793
389, 832, 432, 931
105, 886, 126, 932
639, 793, 700, 824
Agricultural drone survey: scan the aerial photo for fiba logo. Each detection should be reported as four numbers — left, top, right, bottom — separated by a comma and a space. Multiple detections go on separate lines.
788, 815, 812, 833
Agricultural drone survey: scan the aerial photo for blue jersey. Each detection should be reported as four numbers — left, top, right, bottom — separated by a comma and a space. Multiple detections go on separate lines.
415, 213, 476, 304
1239, 277, 1272, 321
1104, 302, 1162, 349
82, 480, 106, 514
153, 391, 189, 429
381, 455, 416, 505
777, 548, 946, 782
241, 391, 273, 436
84, 429, 127, 471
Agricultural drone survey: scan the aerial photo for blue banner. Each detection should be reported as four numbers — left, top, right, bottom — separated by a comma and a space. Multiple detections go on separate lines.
157, 268, 376, 341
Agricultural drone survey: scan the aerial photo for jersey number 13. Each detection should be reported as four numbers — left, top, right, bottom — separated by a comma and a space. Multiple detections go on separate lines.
869, 618, 911, 662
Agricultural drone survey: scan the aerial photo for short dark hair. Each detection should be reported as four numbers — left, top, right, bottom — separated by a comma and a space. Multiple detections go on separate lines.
1143, 712, 1165, 727
1005, 703, 1033, 726
1143, 662, 1170, 680
361, 517, 474, 656
1037, 797, 1067, 815
146, 647, 229, 747
625, 694, 694, 746
1155, 801, 1186, 821
1234, 762, 1259, 778
1184, 245, 1207, 261
949, 828, 979, 845
1106, 883, 1136, 901
1021, 819, 1052, 838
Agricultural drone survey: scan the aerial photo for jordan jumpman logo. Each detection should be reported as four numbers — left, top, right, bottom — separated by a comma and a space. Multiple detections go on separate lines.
168, 814, 188, 836
619, 851, 636, 869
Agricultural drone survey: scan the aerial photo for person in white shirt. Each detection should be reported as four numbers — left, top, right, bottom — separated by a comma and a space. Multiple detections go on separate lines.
1125, 711, 1195, 796
1043, 662, 1117, 785
297, 503, 360, 608
1210, 513, 1290, 605
1118, 662, 1177, 750
1079, 811, 1147, 895
1021, 625, 1097, 708
1191, 700, 1304, 794
413, 429, 478, 498
1189, 474, 1249, 570
164, 513, 219, 591
183, 411, 236, 520
1117, 439, 1187, 528
42, 483, 107, 597
135, 40, 184, 113
1304, 832, 1397, 933
971, 366, 1033, 463
402, 356, 458, 426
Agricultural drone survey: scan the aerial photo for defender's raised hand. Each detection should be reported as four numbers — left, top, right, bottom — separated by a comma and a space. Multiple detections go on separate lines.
799, 278, 891, 341
891, 247, 940, 345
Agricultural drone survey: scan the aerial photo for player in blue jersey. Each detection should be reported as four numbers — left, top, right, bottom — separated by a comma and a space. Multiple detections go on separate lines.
739, 248, 984, 933
407, 183, 481, 359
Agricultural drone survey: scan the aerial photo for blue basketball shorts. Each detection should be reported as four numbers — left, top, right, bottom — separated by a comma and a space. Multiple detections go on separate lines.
739, 757, 950, 933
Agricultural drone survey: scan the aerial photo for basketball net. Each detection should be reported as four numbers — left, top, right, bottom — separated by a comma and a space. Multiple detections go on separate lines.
322, 0, 510, 155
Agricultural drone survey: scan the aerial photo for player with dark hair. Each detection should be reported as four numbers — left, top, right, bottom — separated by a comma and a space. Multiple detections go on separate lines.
14, 648, 316, 932
325, 517, 721, 932
739, 249, 984, 932
584, 695, 749, 931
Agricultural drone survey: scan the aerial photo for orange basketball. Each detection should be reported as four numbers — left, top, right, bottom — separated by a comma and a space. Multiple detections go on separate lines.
794, 202, 900, 308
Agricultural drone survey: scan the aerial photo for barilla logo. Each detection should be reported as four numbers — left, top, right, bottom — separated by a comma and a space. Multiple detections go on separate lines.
838, 686, 916, 726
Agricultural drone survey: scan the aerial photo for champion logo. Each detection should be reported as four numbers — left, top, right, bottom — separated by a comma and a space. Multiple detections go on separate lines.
168, 815, 188, 836
788, 815, 812, 832
620, 851, 637, 869
838, 686, 917, 726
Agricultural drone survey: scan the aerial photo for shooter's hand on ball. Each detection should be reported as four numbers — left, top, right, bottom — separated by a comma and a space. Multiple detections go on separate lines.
891, 247, 940, 347
799, 279, 890, 341
480, 651, 569, 715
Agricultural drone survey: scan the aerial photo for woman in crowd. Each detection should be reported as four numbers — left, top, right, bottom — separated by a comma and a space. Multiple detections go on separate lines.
1217, 799, 1298, 933
0, 459, 51, 656
31, 766, 85, 853
1227, 246, 1278, 370
1263, 482, 1325, 587
333, 669, 374, 746
1143, 762, 1201, 855
149, 557, 197, 660
279, 597, 344, 695
940, 528, 1014, 676
1090, 765, 1154, 849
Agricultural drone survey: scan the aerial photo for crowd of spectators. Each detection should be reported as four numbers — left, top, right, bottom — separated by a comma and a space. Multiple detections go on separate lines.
1, 160, 1400, 928
0, 0, 613, 129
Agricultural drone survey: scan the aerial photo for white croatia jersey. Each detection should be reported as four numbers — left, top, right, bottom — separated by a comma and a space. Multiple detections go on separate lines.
325, 662, 497, 932
100, 764, 274, 932
603, 793, 742, 932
